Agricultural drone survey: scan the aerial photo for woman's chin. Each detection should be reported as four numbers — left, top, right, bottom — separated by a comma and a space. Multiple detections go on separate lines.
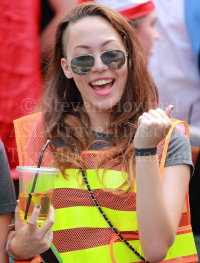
91, 100, 118, 113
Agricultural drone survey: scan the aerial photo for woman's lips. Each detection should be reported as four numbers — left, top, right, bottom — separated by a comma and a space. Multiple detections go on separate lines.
90, 80, 115, 96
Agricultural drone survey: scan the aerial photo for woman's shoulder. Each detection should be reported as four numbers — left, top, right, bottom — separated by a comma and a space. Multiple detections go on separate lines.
164, 127, 194, 175
169, 127, 190, 148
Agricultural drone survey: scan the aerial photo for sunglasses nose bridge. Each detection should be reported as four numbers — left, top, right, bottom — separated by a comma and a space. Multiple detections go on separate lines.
90, 53, 108, 72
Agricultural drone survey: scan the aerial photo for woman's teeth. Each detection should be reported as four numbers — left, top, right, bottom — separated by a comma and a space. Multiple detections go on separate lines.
90, 79, 113, 86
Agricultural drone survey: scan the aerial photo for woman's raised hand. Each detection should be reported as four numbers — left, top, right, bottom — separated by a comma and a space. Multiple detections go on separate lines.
134, 105, 173, 148
10, 201, 54, 260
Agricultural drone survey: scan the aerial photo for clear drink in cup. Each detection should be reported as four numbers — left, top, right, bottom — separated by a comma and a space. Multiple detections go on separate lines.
16, 166, 59, 225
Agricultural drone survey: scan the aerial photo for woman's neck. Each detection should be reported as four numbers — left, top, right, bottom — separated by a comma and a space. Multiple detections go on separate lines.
82, 108, 112, 134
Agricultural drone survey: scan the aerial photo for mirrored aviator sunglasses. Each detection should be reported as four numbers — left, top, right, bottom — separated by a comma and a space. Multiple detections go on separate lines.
68, 50, 128, 76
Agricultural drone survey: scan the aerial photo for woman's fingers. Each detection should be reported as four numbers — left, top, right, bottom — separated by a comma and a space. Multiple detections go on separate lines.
142, 112, 162, 128
140, 108, 169, 124
28, 204, 41, 231
148, 109, 163, 121
15, 200, 21, 223
156, 108, 172, 128
138, 116, 153, 131
15, 200, 25, 229
138, 115, 149, 126
44, 228, 54, 246
13, 203, 54, 258
139, 107, 173, 124
138, 115, 144, 125
156, 108, 170, 120
135, 106, 173, 148
139, 112, 160, 127
142, 112, 155, 120
141, 108, 173, 129
39, 206, 54, 236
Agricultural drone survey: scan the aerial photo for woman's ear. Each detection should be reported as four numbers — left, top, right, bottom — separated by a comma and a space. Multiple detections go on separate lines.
61, 58, 73, 79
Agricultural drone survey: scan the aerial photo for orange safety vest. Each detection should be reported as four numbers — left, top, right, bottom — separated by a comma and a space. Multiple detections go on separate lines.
14, 112, 198, 263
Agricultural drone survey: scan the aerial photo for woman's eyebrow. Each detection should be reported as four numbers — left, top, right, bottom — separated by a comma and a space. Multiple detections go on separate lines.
73, 45, 90, 50
73, 39, 117, 50
101, 39, 117, 46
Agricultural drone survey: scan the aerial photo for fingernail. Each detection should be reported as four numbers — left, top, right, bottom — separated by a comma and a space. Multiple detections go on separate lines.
36, 204, 40, 209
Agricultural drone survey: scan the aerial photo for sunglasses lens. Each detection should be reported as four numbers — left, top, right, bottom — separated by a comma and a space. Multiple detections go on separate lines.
101, 50, 126, 70
70, 55, 94, 75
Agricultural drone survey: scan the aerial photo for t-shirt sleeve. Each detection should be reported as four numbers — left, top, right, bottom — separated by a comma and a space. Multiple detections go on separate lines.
164, 128, 194, 177
0, 140, 16, 215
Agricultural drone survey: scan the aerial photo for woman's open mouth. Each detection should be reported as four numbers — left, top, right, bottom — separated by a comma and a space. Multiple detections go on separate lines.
89, 78, 115, 96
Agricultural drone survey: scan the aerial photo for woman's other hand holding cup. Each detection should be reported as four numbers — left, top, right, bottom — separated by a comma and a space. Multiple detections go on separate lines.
10, 200, 54, 260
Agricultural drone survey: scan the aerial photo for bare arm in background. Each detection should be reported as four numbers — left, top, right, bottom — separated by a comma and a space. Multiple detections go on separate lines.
40, 0, 76, 61
0, 214, 12, 263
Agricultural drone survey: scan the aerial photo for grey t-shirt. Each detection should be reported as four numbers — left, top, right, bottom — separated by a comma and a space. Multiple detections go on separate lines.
164, 128, 193, 169
88, 127, 194, 174
56, 126, 193, 175
0, 140, 16, 215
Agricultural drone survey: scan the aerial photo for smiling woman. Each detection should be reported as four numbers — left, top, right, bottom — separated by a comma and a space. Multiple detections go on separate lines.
61, 17, 129, 112
8, 2, 197, 263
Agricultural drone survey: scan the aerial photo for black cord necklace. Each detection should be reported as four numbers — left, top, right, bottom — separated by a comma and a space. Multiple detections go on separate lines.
78, 163, 148, 263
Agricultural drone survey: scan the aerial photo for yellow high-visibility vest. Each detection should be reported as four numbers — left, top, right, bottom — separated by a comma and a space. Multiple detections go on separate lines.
14, 113, 198, 263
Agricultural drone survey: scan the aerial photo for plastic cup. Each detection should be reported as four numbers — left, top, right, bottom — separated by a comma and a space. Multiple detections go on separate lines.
16, 166, 59, 224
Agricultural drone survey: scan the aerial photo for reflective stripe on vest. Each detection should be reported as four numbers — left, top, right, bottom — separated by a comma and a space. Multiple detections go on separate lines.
58, 232, 197, 263
54, 169, 129, 190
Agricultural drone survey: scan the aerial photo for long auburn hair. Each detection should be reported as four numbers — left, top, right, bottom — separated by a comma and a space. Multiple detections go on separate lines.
41, 3, 158, 195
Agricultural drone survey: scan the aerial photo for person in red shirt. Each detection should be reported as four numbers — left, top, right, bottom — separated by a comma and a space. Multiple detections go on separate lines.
0, 0, 42, 179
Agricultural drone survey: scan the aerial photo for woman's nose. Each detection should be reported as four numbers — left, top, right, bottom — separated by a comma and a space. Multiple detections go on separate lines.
90, 54, 108, 73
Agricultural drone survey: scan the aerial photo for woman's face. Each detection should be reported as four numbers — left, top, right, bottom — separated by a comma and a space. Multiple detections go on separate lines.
137, 10, 159, 61
61, 16, 128, 113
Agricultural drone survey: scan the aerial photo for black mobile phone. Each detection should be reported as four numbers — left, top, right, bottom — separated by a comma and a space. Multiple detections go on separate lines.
40, 244, 63, 263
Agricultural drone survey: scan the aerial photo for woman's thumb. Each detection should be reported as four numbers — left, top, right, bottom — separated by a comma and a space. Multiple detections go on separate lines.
165, 105, 174, 118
